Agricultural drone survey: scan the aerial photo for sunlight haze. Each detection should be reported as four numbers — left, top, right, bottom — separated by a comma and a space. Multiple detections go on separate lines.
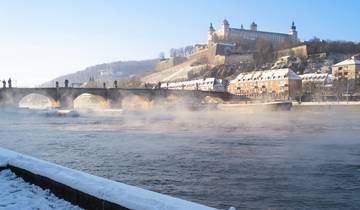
0, 0, 359, 86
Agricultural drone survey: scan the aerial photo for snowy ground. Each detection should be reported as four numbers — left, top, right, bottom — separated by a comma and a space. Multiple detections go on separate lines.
0, 169, 83, 210
0, 147, 218, 210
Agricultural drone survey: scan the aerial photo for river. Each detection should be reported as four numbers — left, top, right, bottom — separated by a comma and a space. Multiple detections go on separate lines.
0, 107, 359, 209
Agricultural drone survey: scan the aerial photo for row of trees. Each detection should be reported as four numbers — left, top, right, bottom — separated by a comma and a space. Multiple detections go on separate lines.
306, 38, 360, 55
159, 45, 197, 59
253, 39, 275, 68
169, 45, 195, 58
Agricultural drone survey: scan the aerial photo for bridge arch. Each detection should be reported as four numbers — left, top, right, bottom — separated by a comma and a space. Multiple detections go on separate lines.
73, 93, 110, 109
18, 93, 59, 109
121, 94, 153, 111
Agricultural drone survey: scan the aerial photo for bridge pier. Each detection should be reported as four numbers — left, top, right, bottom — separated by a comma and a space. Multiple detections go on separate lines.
59, 97, 74, 109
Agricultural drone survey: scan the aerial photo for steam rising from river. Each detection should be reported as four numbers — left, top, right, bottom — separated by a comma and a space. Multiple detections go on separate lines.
2, 98, 360, 210
19, 93, 54, 109
11, 93, 360, 137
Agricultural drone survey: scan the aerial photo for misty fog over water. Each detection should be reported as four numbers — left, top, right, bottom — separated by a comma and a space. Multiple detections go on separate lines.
0, 107, 359, 209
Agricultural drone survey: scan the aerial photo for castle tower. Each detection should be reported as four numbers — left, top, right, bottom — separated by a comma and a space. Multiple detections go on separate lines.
250, 21, 257, 31
208, 23, 215, 44
220, 19, 230, 40
288, 21, 298, 42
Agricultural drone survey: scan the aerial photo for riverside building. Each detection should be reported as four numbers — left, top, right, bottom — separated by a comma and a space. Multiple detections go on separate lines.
332, 55, 360, 90
228, 68, 302, 99
300, 73, 332, 87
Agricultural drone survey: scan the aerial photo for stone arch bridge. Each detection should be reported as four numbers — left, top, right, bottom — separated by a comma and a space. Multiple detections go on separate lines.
0, 88, 233, 108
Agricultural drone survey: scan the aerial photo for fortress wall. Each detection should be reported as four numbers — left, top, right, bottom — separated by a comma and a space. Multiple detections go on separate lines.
155, 57, 187, 71
207, 44, 221, 64
213, 55, 226, 65
277, 45, 308, 58
187, 48, 210, 63
225, 54, 254, 64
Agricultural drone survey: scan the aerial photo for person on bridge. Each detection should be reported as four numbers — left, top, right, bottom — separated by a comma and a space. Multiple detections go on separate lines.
2, 80, 6, 88
8, 78, 12, 88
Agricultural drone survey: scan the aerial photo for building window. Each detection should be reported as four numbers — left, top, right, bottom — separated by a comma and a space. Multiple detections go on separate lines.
338, 67, 343, 70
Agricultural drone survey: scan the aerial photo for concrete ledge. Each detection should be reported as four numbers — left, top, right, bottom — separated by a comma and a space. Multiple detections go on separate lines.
7, 165, 129, 210
0, 147, 217, 210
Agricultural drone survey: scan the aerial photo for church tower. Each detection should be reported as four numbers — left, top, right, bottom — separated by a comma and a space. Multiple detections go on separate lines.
288, 21, 298, 42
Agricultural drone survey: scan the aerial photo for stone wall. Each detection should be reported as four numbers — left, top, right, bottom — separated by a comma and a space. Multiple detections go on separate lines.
277, 45, 308, 59
155, 57, 187, 71
225, 54, 254, 64
213, 55, 226, 65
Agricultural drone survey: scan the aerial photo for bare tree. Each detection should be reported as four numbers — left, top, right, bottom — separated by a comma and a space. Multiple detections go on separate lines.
254, 38, 275, 67
169, 48, 176, 58
159, 52, 165, 60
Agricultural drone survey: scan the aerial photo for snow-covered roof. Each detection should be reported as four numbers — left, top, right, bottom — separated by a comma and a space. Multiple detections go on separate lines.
333, 58, 360, 66
163, 78, 222, 88
233, 68, 301, 82
300, 73, 332, 83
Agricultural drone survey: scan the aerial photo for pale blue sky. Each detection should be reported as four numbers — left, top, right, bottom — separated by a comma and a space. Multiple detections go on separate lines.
0, 0, 359, 86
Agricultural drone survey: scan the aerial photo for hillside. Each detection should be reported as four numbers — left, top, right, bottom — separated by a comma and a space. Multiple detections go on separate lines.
42, 40, 360, 88
142, 40, 360, 84
42, 59, 158, 87
141, 55, 211, 83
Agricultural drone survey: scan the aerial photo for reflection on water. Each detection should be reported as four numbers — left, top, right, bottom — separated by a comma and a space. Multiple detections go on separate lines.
0, 108, 359, 209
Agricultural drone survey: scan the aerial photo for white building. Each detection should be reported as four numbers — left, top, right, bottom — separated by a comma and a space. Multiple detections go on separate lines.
161, 78, 227, 92
300, 73, 332, 87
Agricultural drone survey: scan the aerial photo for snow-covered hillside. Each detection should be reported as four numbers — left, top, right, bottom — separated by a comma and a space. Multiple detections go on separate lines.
42, 59, 158, 87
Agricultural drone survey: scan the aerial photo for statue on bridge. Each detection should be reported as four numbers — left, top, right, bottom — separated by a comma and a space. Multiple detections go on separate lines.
114, 80, 118, 88
55, 81, 59, 88
65, 79, 69, 88
8, 78, 12, 88
2, 80, 6, 88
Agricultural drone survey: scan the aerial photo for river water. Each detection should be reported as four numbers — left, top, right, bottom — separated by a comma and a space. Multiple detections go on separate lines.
0, 107, 359, 209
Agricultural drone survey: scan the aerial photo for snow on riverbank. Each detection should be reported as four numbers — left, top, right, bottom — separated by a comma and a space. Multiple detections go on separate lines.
0, 147, 218, 210
0, 169, 82, 210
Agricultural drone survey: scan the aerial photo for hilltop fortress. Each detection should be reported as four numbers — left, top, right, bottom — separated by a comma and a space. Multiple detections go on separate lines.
147, 19, 301, 83
208, 19, 299, 47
